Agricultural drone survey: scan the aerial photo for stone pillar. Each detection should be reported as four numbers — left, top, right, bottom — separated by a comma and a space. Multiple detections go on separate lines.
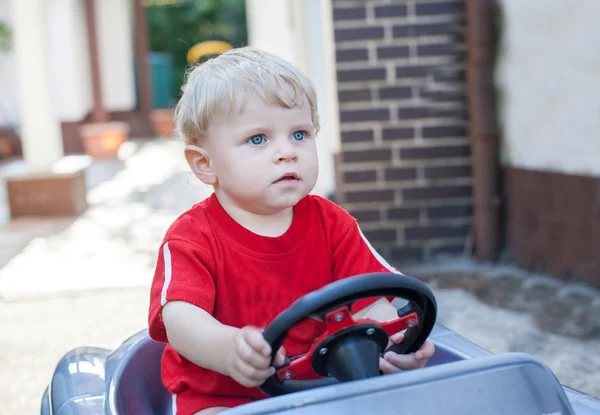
10, 0, 64, 172
5, 0, 88, 218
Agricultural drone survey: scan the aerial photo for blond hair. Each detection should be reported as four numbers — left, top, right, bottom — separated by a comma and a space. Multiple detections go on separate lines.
175, 47, 320, 145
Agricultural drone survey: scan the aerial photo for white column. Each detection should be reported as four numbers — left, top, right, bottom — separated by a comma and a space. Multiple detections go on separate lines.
10, 0, 64, 172
245, 0, 297, 66
303, 0, 341, 198
244, 0, 341, 197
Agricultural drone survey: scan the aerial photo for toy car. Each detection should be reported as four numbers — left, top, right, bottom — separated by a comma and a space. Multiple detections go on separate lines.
41, 273, 600, 414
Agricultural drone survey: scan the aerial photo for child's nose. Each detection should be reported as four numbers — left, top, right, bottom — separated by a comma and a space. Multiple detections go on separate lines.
274, 139, 298, 162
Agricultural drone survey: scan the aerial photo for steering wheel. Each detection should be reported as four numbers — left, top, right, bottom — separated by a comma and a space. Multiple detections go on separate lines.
259, 272, 437, 397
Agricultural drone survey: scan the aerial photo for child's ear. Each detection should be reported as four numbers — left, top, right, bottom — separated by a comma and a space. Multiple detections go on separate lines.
184, 145, 217, 185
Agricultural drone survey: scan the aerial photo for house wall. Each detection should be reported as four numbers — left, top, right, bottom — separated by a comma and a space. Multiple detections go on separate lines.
496, 0, 600, 285
0, 0, 136, 154
332, 0, 471, 264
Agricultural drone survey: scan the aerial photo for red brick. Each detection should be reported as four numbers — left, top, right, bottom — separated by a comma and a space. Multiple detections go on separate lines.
391, 246, 424, 262
333, 6, 366, 20
374, 5, 408, 18
403, 185, 472, 201
400, 145, 470, 160
416, 1, 464, 16
436, 108, 469, 120
424, 165, 471, 179
398, 106, 432, 119
344, 169, 377, 183
398, 106, 469, 121
427, 203, 473, 219
337, 67, 386, 83
338, 88, 372, 103
379, 86, 412, 100
340, 108, 389, 122
362, 228, 397, 242
384, 167, 417, 181
396, 65, 434, 79
433, 68, 466, 84
341, 130, 374, 143
345, 189, 394, 203
393, 23, 463, 38
422, 125, 467, 139
382, 127, 414, 141
417, 43, 465, 59
388, 207, 420, 220
335, 27, 384, 42
431, 244, 467, 256
350, 209, 380, 222
336, 48, 369, 62
420, 88, 466, 103
343, 148, 391, 163
405, 224, 470, 240
377, 45, 410, 60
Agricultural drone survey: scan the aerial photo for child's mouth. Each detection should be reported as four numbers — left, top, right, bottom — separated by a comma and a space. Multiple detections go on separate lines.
275, 173, 300, 183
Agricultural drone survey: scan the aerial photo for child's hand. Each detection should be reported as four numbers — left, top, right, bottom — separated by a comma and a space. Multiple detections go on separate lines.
225, 326, 286, 388
379, 332, 435, 374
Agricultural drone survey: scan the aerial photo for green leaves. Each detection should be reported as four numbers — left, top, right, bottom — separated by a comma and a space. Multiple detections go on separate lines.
0, 21, 11, 53
146, 0, 248, 100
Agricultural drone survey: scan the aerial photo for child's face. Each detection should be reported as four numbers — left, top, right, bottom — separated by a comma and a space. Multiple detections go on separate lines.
205, 96, 319, 214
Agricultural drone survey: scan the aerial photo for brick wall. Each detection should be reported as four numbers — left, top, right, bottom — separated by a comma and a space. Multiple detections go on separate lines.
332, 0, 472, 264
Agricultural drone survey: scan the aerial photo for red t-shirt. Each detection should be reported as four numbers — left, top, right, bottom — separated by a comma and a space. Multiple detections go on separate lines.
148, 194, 399, 413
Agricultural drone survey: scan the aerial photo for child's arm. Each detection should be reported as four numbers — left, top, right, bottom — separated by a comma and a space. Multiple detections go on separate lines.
353, 297, 435, 373
162, 301, 285, 387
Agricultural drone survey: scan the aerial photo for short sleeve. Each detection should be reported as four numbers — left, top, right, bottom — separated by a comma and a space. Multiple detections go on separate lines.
148, 238, 216, 343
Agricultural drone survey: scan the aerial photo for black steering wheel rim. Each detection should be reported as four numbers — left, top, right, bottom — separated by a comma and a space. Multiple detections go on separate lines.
259, 272, 437, 396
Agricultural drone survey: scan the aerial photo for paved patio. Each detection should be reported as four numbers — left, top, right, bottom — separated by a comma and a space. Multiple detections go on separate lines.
0, 138, 598, 414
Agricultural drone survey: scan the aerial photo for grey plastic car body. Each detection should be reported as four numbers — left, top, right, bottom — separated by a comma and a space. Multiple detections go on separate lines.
41, 324, 600, 415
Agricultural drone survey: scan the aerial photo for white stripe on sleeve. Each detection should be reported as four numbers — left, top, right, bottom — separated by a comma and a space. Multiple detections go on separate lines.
160, 242, 173, 306
357, 224, 401, 274
171, 393, 177, 414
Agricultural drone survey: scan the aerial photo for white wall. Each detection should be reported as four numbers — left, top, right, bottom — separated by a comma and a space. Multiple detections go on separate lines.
496, 0, 600, 176
245, 0, 341, 197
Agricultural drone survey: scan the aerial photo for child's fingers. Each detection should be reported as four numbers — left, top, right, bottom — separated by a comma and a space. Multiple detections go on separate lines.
242, 326, 272, 357
236, 361, 276, 383
236, 336, 272, 370
389, 331, 405, 344
274, 346, 287, 366
379, 357, 403, 374
383, 351, 425, 370
415, 339, 435, 361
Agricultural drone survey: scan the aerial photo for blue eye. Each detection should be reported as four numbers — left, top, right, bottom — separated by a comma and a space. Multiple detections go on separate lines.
247, 135, 264, 145
292, 131, 305, 141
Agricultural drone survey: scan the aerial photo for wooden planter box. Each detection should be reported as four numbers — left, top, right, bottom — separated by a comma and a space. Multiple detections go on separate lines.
150, 109, 175, 137
80, 121, 130, 159
6, 170, 88, 218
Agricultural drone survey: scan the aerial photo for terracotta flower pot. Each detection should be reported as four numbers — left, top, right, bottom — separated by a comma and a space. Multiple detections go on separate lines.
150, 109, 176, 138
80, 121, 130, 159
0, 136, 12, 159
